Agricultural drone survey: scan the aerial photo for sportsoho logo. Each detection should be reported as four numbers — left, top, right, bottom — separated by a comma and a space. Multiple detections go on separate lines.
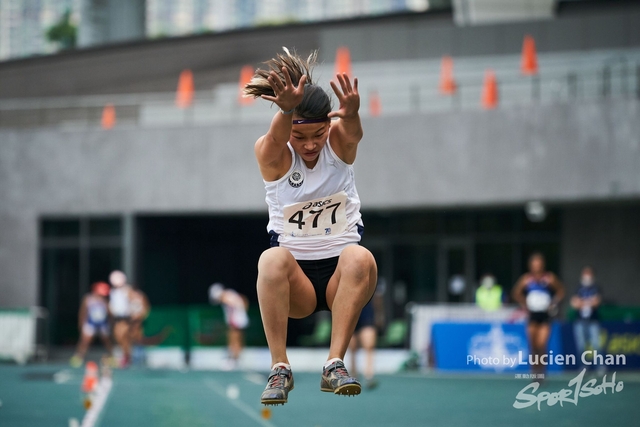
513, 368, 624, 411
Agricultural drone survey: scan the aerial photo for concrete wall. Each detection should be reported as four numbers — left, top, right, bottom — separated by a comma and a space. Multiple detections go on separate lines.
0, 2, 639, 98
1, 99, 639, 307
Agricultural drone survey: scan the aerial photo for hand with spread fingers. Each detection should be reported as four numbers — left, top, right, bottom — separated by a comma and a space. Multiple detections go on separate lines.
328, 73, 360, 120
260, 67, 308, 113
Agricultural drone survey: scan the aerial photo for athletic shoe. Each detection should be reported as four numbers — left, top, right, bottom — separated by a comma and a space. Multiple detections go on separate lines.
221, 357, 238, 371
70, 355, 83, 368
261, 365, 294, 406
119, 355, 131, 369
320, 360, 361, 396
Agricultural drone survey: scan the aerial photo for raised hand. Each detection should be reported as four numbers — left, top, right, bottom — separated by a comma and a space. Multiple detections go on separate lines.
328, 73, 360, 120
261, 67, 307, 112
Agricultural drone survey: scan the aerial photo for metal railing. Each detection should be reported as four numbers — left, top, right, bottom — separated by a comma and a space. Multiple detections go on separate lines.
1, 51, 638, 130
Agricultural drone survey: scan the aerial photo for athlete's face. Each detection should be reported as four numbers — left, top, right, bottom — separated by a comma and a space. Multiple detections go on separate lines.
290, 121, 330, 166
529, 256, 545, 274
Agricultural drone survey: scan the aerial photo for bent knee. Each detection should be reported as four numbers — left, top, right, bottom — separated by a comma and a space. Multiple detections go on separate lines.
258, 247, 293, 268
339, 246, 377, 280
258, 247, 295, 279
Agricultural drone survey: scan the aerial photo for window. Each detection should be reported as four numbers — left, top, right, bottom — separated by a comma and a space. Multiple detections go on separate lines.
40, 217, 123, 345
360, 208, 561, 303
41, 219, 80, 238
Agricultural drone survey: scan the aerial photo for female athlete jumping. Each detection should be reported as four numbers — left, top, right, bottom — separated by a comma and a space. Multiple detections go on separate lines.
244, 48, 377, 405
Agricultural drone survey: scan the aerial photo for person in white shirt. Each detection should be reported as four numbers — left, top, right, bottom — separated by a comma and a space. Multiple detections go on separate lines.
243, 47, 377, 405
109, 270, 134, 368
209, 283, 249, 370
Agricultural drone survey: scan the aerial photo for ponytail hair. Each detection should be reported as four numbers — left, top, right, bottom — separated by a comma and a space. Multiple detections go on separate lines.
243, 47, 332, 120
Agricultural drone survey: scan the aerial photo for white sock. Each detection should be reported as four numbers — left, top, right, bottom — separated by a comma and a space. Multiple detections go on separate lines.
324, 358, 342, 369
271, 362, 291, 371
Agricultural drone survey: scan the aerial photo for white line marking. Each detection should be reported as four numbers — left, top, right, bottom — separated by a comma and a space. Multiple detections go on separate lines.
203, 379, 277, 427
54, 370, 72, 384
80, 377, 113, 427
243, 371, 266, 385
394, 371, 640, 383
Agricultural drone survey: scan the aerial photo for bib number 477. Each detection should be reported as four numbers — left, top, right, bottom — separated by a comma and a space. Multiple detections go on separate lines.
282, 191, 349, 237
288, 202, 341, 230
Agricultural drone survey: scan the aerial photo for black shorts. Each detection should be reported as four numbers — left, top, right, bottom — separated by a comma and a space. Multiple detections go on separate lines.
528, 311, 550, 324
355, 300, 375, 331
297, 257, 340, 313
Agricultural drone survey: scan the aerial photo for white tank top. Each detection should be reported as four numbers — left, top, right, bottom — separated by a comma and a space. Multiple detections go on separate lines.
264, 139, 363, 260
109, 286, 131, 317
222, 290, 249, 330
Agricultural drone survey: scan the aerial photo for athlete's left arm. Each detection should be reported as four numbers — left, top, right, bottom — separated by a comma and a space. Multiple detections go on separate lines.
141, 291, 151, 319
549, 274, 566, 305
328, 73, 363, 164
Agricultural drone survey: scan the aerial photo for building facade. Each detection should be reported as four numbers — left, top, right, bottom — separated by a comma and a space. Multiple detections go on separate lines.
1, 2, 639, 345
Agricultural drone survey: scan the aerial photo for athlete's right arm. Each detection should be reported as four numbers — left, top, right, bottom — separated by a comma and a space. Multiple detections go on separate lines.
254, 68, 307, 181
78, 297, 87, 330
511, 276, 527, 309
254, 112, 294, 181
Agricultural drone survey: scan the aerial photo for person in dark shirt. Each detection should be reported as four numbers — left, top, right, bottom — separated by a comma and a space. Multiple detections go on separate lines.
570, 266, 602, 368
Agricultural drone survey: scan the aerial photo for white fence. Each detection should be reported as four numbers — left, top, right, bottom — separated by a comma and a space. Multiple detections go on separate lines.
0, 307, 48, 364
408, 303, 522, 367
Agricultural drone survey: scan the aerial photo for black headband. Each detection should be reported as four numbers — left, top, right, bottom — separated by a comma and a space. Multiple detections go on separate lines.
292, 117, 329, 125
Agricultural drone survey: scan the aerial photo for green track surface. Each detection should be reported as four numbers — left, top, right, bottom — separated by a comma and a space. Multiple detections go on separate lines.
1, 363, 639, 427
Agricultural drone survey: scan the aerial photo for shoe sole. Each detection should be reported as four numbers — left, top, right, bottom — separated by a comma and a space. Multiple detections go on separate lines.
261, 399, 287, 406
320, 383, 361, 396
261, 385, 294, 406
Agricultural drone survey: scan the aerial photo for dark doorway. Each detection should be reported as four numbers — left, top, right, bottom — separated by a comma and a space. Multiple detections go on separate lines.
136, 215, 269, 305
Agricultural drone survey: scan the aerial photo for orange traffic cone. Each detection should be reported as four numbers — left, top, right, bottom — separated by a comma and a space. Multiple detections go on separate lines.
83, 361, 98, 390
82, 375, 97, 394
334, 46, 352, 78
481, 70, 498, 110
438, 56, 457, 95
369, 90, 381, 117
521, 35, 538, 76
81, 361, 99, 410
101, 104, 116, 130
238, 65, 255, 105
176, 69, 194, 109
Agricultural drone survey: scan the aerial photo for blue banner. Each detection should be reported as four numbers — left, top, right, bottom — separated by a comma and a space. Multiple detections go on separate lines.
561, 321, 640, 370
431, 322, 563, 372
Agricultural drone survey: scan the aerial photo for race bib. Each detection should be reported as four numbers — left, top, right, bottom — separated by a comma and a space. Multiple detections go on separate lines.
526, 290, 551, 312
283, 191, 348, 238
89, 305, 107, 323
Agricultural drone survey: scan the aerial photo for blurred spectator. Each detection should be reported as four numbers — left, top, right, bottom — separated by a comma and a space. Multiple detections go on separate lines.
109, 270, 134, 368
129, 285, 151, 365
512, 253, 565, 377
571, 266, 602, 369
209, 283, 249, 370
475, 274, 503, 311
447, 274, 466, 303
70, 281, 113, 367
349, 278, 386, 390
